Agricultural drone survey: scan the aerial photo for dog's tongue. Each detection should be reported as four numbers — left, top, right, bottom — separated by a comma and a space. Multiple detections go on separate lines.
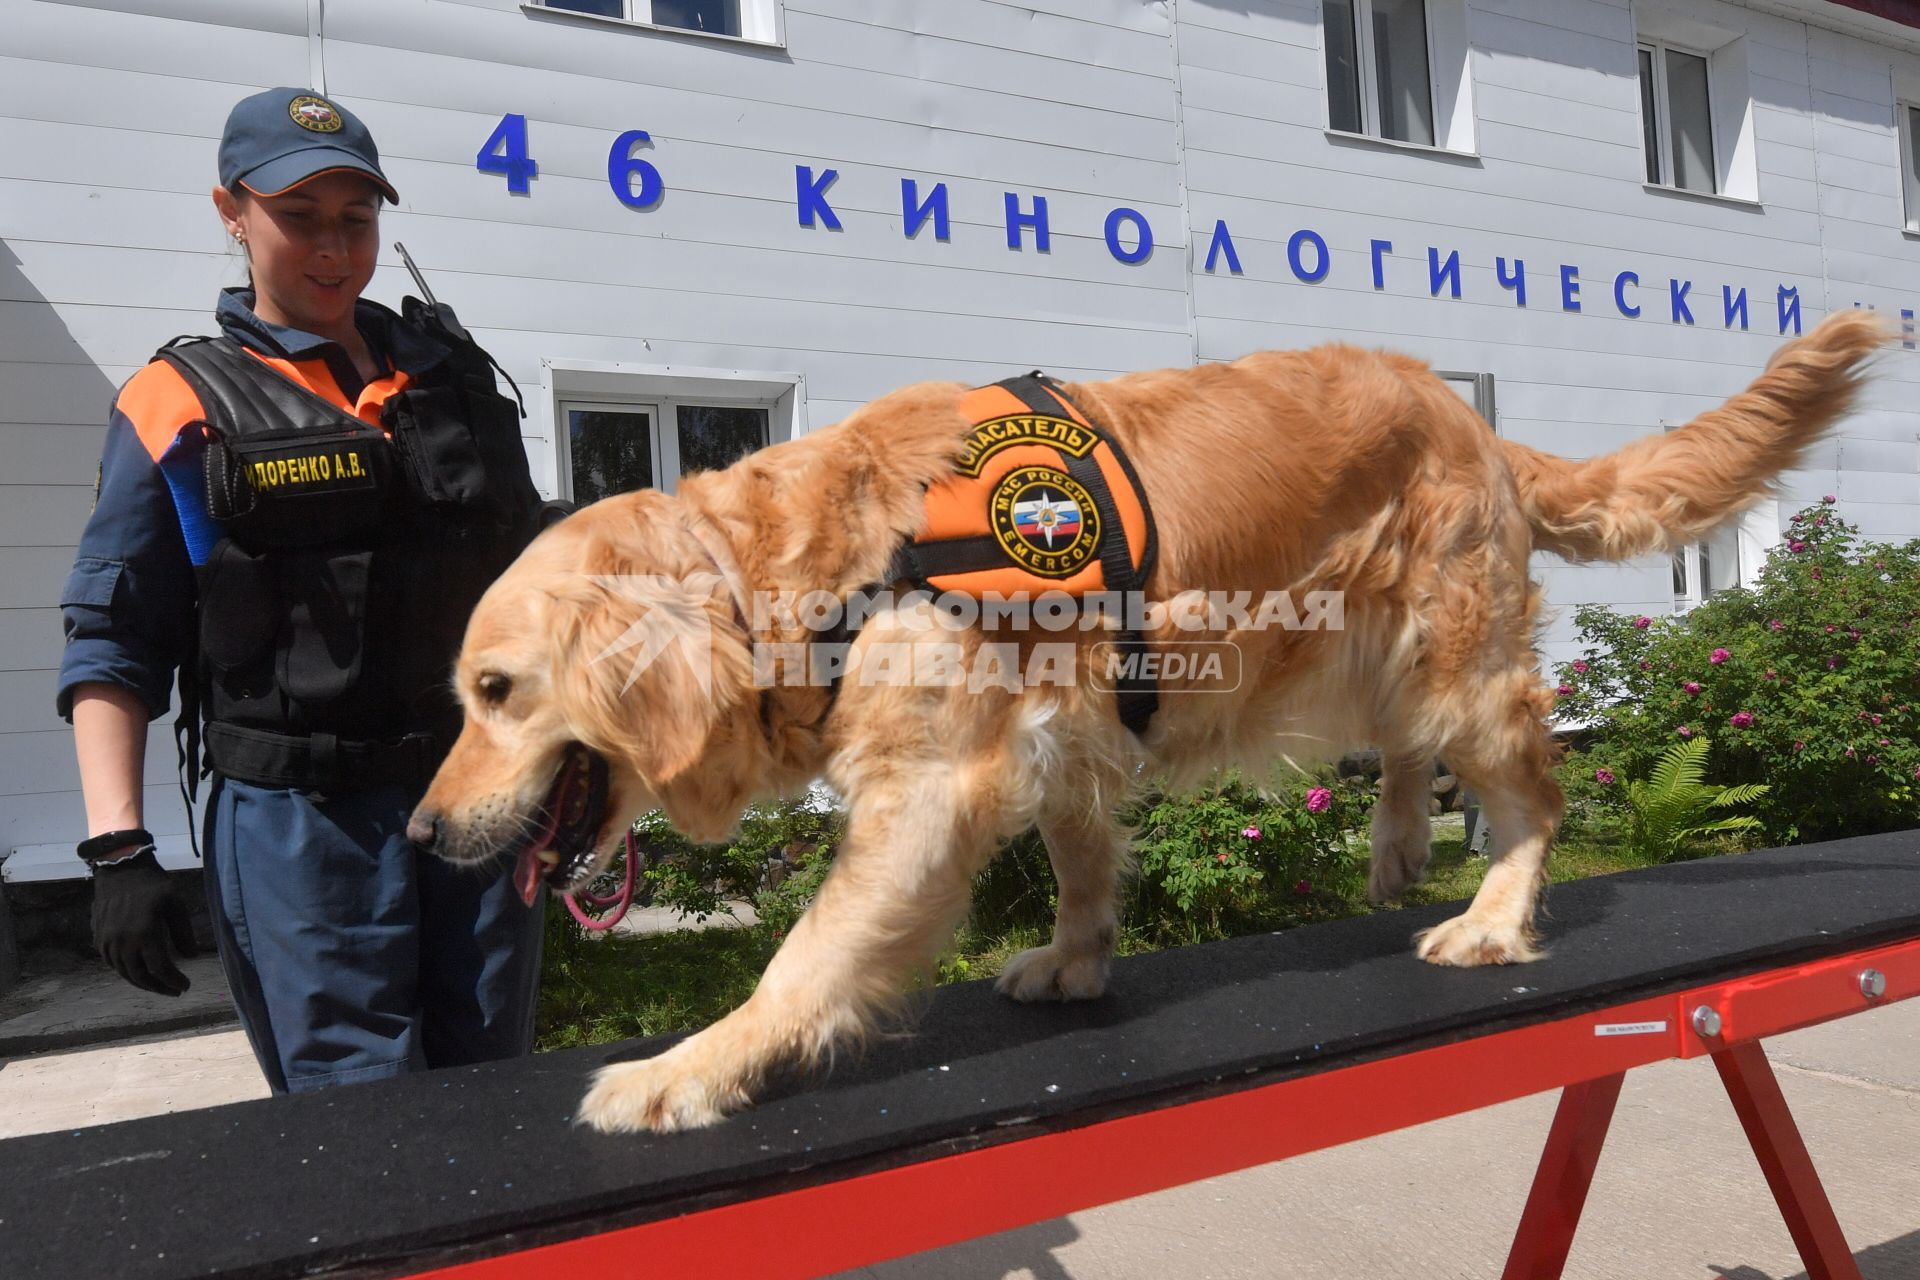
514, 848, 544, 908
515, 759, 577, 907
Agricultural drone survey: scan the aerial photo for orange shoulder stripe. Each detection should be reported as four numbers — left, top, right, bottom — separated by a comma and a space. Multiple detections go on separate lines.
117, 361, 206, 462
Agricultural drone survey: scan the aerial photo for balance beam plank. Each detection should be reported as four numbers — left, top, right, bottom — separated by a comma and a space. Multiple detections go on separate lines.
2, 831, 1915, 1279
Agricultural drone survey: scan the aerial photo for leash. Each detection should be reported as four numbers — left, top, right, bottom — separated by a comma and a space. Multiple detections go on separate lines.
563, 829, 640, 932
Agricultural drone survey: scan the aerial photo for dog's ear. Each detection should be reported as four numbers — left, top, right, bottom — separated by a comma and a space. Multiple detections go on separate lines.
549, 524, 755, 786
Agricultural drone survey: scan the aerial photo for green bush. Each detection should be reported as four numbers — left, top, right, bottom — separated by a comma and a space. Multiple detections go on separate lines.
626, 787, 845, 924
1553, 500, 1920, 843
1125, 771, 1373, 944
589, 769, 1374, 953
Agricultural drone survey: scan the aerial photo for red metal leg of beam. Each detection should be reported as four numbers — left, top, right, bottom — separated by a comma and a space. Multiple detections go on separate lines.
1500, 1072, 1625, 1280
1712, 1041, 1863, 1280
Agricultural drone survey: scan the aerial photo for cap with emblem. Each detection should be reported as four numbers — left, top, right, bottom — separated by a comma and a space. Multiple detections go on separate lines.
217, 87, 398, 204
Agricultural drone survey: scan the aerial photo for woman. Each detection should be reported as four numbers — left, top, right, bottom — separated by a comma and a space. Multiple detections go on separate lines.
58, 88, 549, 1093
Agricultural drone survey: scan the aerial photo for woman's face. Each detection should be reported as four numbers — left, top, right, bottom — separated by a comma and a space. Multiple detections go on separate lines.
214, 170, 382, 337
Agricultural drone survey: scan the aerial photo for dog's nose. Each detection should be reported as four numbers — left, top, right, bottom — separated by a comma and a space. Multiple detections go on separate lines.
407, 811, 443, 853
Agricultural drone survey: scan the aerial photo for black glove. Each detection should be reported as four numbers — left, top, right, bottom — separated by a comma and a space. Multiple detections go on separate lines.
90, 849, 197, 997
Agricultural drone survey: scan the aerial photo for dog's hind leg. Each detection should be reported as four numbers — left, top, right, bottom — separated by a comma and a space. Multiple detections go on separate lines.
1367, 753, 1435, 904
1414, 676, 1562, 966
995, 803, 1128, 1002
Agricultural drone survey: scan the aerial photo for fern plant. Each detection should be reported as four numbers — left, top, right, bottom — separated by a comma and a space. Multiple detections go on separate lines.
1625, 736, 1770, 863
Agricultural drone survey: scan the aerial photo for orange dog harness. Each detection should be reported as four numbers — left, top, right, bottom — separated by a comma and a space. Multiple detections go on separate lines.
886, 374, 1160, 733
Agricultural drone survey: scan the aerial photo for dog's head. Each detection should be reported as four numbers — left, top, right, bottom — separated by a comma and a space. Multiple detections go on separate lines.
408, 491, 767, 902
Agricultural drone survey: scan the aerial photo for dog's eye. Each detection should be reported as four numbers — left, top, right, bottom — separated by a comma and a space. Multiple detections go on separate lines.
475, 672, 513, 705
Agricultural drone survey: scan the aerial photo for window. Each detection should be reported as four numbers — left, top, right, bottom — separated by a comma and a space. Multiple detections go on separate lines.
1435, 370, 1496, 429
563, 398, 770, 505
1901, 102, 1920, 233
534, 0, 782, 43
1639, 41, 1717, 194
1671, 531, 1737, 611
544, 361, 803, 505
1324, 0, 1435, 145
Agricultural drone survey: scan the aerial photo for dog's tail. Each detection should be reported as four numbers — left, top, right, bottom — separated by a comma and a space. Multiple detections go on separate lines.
1500, 310, 1887, 562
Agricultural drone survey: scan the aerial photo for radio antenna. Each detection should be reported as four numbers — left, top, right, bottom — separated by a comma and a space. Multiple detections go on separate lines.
393, 241, 438, 307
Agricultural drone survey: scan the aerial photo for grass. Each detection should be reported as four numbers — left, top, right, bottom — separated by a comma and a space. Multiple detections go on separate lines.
533, 816, 1659, 1052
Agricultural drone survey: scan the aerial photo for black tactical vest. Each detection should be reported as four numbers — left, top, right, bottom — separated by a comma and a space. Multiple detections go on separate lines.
158, 304, 541, 793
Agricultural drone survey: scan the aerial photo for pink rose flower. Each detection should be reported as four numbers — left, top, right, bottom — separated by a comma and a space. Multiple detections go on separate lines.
1730, 711, 1755, 728
1594, 767, 1616, 785
1790, 540, 1808, 553
1677, 725, 1693, 738
1825, 624, 1837, 634
1633, 615, 1651, 630
1769, 619, 1784, 631
1764, 670, 1777, 681
1913, 765, 1920, 781
1242, 826, 1261, 841
1305, 787, 1333, 814
1794, 741, 1806, 751
1822, 494, 1835, 503
1556, 683, 1574, 696
1683, 681, 1702, 694
1639, 660, 1651, 671
1828, 656, 1840, 669
1711, 648, 1731, 664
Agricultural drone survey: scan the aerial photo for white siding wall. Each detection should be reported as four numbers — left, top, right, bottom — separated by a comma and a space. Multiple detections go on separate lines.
2, 0, 1917, 859
1176, 0, 1920, 665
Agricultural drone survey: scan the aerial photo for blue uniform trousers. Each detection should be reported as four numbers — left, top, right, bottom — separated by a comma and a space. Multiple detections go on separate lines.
200, 776, 544, 1094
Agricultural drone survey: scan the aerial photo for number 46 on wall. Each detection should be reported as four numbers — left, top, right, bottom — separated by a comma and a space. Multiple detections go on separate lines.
475, 113, 664, 209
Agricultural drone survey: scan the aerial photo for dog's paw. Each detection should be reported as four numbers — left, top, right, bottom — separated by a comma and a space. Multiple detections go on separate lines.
1414, 915, 1541, 967
576, 1048, 740, 1134
1367, 825, 1432, 904
995, 943, 1111, 1002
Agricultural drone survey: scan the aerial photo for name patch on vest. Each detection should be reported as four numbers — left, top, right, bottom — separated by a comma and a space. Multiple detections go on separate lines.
245, 441, 381, 495
990, 466, 1102, 578
955, 414, 1098, 478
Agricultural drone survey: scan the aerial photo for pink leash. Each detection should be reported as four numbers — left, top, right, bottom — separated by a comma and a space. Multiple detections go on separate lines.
563, 829, 639, 932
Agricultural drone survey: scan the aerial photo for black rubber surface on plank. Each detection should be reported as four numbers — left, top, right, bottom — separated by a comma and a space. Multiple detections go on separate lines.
2, 831, 1916, 1279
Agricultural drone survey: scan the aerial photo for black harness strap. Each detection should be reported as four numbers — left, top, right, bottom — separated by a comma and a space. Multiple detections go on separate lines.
998, 375, 1158, 737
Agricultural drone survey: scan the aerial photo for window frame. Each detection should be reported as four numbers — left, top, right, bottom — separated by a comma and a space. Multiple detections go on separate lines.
526, 0, 784, 47
543, 360, 804, 504
1434, 369, 1496, 430
1900, 100, 1920, 234
1639, 37, 1721, 195
1325, 0, 1440, 148
558, 398, 662, 505
558, 395, 775, 502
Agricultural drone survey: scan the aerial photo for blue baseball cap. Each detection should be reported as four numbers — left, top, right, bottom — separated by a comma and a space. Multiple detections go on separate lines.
218, 88, 398, 204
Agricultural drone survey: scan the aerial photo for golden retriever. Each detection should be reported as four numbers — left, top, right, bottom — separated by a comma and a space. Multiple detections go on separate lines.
409, 312, 1883, 1132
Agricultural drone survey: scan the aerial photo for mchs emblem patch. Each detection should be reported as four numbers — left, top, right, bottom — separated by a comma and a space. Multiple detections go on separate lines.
288, 95, 344, 133
990, 466, 1101, 577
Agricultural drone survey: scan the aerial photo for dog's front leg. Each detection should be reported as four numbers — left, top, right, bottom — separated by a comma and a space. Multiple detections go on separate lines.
577, 759, 1006, 1133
